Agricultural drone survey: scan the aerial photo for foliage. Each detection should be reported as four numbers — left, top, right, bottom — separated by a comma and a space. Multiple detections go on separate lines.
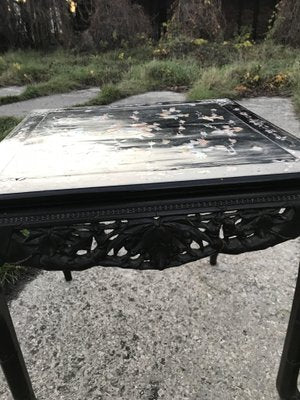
88, 59, 200, 106
0, 264, 26, 286
269, 1, 300, 47
0, 0, 72, 51
0, 47, 153, 105
139, 59, 200, 88
167, 0, 224, 41
155, 35, 239, 66
188, 42, 298, 101
93, 85, 125, 105
188, 65, 239, 100
1, 40, 300, 114
85, 0, 152, 51
0, 117, 21, 141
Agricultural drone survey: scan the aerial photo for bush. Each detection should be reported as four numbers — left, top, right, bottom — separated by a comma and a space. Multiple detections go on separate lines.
188, 65, 240, 100
157, 36, 239, 66
168, 0, 224, 41
270, 1, 300, 47
0, 0, 72, 50
96, 85, 124, 105
143, 60, 199, 88
87, 0, 152, 50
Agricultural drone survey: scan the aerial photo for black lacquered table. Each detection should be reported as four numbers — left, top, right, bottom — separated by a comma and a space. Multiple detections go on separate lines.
0, 99, 300, 399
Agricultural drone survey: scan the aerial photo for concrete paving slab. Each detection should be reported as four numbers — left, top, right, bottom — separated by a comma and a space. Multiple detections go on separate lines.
0, 96, 299, 400
0, 86, 27, 97
111, 91, 187, 106
239, 97, 300, 138
0, 88, 100, 117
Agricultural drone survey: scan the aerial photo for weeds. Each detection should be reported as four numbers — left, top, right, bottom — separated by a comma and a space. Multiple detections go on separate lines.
0, 47, 153, 105
1, 40, 300, 114
0, 264, 25, 286
0, 116, 21, 141
88, 59, 201, 105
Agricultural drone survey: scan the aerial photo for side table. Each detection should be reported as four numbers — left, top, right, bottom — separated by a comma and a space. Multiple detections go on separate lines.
0, 99, 299, 399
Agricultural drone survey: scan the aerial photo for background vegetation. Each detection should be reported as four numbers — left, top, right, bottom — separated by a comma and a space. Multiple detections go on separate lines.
1, 1, 300, 122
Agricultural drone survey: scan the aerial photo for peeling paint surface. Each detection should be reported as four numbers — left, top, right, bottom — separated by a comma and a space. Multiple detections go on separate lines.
0, 99, 300, 194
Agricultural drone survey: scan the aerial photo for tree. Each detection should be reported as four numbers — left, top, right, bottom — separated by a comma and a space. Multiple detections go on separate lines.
87, 0, 151, 49
168, 0, 225, 40
270, 0, 300, 46
0, 0, 72, 51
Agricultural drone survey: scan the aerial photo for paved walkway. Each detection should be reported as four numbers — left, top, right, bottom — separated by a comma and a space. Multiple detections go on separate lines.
0, 93, 300, 400
0, 86, 26, 97
112, 91, 186, 106
0, 88, 100, 117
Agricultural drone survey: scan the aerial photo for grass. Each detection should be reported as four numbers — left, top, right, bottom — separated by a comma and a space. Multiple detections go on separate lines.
87, 58, 201, 105
0, 116, 21, 141
188, 42, 298, 101
0, 264, 26, 286
83, 40, 300, 110
1, 40, 300, 111
0, 47, 154, 105
0, 39, 300, 109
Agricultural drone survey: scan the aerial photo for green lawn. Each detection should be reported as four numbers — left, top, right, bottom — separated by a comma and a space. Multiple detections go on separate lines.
1, 39, 300, 112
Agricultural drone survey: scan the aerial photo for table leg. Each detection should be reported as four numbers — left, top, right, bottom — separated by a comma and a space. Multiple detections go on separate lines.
210, 253, 218, 266
0, 286, 37, 400
277, 264, 300, 400
63, 270, 73, 281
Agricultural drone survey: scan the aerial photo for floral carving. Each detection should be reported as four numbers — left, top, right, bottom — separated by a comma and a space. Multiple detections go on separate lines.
1, 206, 299, 271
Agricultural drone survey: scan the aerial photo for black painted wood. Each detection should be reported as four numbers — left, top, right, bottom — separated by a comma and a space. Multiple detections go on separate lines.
0, 100, 299, 399
0, 286, 36, 400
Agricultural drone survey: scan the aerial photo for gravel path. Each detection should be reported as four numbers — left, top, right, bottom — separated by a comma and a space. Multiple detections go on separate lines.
0, 93, 299, 400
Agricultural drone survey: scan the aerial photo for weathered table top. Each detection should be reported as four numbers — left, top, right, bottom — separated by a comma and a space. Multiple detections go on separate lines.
0, 100, 299, 400
1, 99, 300, 199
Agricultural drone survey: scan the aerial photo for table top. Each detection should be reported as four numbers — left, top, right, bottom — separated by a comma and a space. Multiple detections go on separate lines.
1, 99, 300, 199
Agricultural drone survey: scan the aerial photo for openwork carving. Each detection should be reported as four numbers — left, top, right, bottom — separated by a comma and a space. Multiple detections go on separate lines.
1, 206, 300, 271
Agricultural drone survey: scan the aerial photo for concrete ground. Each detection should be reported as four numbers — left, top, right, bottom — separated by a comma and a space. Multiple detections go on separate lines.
0, 88, 100, 117
0, 93, 300, 400
0, 86, 26, 97
112, 91, 186, 107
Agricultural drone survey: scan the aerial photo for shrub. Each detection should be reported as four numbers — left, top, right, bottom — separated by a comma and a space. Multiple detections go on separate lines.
0, 0, 72, 50
87, 0, 152, 50
88, 85, 124, 105
168, 0, 224, 41
142, 60, 199, 88
270, 1, 300, 47
188, 65, 240, 100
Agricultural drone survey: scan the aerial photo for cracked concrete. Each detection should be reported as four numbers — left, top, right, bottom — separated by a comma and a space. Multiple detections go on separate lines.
0, 94, 300, 400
